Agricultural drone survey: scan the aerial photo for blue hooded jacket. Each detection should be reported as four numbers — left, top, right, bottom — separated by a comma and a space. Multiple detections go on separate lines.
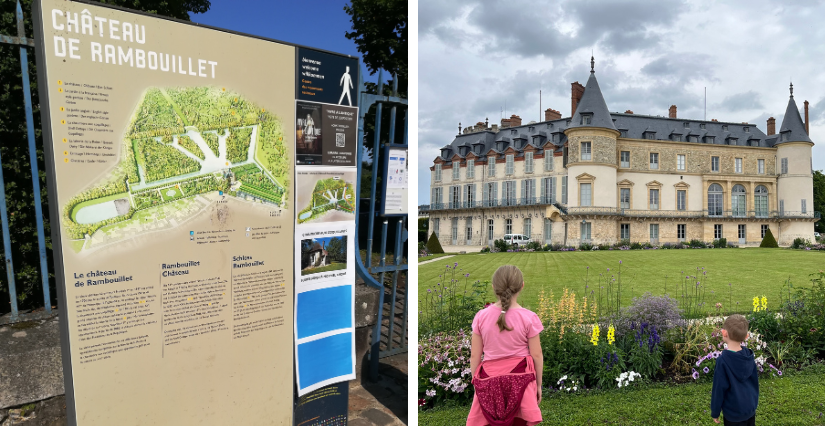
710, 347, 759, 421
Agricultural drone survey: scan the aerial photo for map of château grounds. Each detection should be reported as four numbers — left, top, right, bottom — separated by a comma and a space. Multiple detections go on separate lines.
296, 177, 356, 224
63, 86, 289, 252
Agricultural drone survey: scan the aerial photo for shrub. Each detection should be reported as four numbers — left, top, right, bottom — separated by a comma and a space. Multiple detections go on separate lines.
727, 241, 739, 248
712, 238, 727, 248
420, 264, 489, 335
418, 218, 429, 243
760, 228, 779, 248
611, 293, 684, 338
552, 242, 565, 251
426, 232, 444, 254
419, 330, 473, 406
791, 237, 810, 249
526, 241, 542, 250
630, 241, 643, 250
543, 244, 553, 251
689, 239, 706, 248
598, 243, 612, 251
493, 239, 509, 253
579, 242, 593, 251
480, 246, 491, 253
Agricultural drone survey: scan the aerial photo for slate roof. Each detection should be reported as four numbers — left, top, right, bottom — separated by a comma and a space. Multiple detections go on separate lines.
777, 89, 813, 144
569, 64, 617, 131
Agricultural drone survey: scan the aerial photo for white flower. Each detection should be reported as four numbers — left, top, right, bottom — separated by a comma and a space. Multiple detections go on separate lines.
426, 389, 436, 397
615, 377, 622, 382
565, 387, 570, 391
628, 375, 634, 382
572, 386, 577, 391
617, 382, 622, 388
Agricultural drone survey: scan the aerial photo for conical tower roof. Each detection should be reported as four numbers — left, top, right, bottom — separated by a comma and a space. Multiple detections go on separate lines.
570, 56, 617, 131
777, 83, 812, 144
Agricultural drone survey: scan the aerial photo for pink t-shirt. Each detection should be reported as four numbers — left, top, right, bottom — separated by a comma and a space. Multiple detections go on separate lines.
472, 305, 544, 360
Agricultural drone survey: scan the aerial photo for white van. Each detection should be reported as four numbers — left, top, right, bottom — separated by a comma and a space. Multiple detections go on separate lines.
503, 234, 531, 247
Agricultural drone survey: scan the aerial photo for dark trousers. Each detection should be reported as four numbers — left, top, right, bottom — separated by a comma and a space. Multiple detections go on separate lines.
724, 415, 755, 426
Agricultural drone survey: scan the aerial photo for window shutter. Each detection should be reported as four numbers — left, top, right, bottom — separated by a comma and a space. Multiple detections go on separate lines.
521, 180, 526, 202
482, 183, 489, 205
540, 178, 546, 203
494, 182, 499, 202
550, 177, 556, 203
562, 176, 568, 204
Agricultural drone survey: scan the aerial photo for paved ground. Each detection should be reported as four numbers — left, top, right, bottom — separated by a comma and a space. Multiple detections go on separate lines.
348, 352, 408, 426
440, 245, 485, 253
418, 254, 455, 265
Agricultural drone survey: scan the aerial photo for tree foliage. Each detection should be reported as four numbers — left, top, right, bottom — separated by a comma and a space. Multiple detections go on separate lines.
0, 0, 210, 312
426, 232, 444, 254
760, 228, 779, 248
343, 0, 407, 93
814, 170, 824, 233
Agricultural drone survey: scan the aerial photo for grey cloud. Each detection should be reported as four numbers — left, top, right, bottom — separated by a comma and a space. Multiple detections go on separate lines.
712, 91, 765, 112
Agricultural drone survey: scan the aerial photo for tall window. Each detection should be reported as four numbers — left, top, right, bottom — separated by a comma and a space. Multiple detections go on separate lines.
450, 185, 460, 208
731, 185, 746, 217
708, 183, 723, 216
802, 199, 807, 214
524, 218, 532, 239
677, 224, 686, 241
434, 218, 440, 238
620, 188, 630, 209
711, 156, 720, 172
542, 177, 556, 204
431, 187, 443, 207
453, 163, 460, 179
506, 154, 514, 175
735, 158, 742, 174
581, 222, 591, 242
714, 224, 723, 239
466, 159, 475, 179
650, 224, 659, 242
451, 218, 458, 243
677, 154, 685, 171
488, 158, 496, 177
465, 184, 475, 206
758, 159, 765, 174
503, 181, 516, 206
544, 219, 553, 245
620, 223, 630, 240
544, 154, 554, 171
582, 115, 592, 125
620, 151, 630, 168
650, 153, 659, 169
525, 152, 534, 173
523, 179, 535, 204
487, 219, 494, 242
649, 189, 659, 210
755, 185, 768, 218
780, 200, 784, 216
738, 224, 746, 242
484, 182, 497, 207
761, 224, 768, 238
435, 164, 442, 181
581, 142, 592, 161
465, 218, 472, 243
677, 190, 686, 211
580, 183, 592, 207
505, 219, 512, 235
781, 158, 788, 174
562, 176, 568, 204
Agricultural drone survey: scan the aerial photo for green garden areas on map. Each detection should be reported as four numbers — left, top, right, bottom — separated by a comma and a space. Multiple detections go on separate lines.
72, 269, 133, 287
50, 9, 218, 79
296, 177, 355, 223
63, 86, 289, 252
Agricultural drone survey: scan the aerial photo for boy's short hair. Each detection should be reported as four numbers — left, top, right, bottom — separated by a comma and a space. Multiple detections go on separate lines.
723, 314, 749, 342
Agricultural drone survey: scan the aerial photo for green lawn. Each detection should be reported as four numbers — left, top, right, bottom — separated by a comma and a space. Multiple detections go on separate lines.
419, 249, 825, 312
160, 186, 184, 201
419, 368, 825, 425
301, 262, 346, 276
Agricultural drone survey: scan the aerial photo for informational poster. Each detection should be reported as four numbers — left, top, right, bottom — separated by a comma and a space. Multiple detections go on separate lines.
32, 1, 311, 424
293, 48, 359, 397
383, 147, 409, 215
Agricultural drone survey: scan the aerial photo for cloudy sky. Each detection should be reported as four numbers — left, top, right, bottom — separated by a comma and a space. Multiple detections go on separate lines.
417, 0, 825, 203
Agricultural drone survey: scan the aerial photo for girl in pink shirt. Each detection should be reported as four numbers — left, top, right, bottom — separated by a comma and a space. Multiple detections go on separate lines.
467, 265, 544, 426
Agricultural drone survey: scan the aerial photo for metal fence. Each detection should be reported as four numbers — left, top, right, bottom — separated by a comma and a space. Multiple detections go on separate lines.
354, 71, 409, 381
1, 1, 52, 325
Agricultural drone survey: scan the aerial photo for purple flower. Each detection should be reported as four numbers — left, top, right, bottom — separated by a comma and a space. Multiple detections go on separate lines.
692, 371, 699, 380
703, 367, 710, 374
619, 260, 622, 264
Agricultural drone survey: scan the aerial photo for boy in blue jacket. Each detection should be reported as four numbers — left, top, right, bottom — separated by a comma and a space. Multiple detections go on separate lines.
711, 314, 759, 425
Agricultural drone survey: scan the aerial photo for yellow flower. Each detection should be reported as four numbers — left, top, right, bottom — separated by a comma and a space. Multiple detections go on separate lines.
607, 324, 615, 345
753, 296, 759, 312
761, 295, 767, 311
590, 324, 600, 346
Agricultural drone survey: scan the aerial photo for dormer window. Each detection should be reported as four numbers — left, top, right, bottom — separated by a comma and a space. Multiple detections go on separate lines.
551, 134, 557, 143
722, 125, 728, 131
671, 134, 682, 142
528, 126, 535, 132
704, 136, 715, 144
548, 123, 553, 128
780, 132, 789, 142
683, 122, 690, 128
643, 131, 656, 140
510, 129, 517, 135
620, 130, 628, 138
700, 123, 706, 129
688, 136, 699, 143
581, 114, 593, 125
566, 120, 571, 126
744, 127, 750, 133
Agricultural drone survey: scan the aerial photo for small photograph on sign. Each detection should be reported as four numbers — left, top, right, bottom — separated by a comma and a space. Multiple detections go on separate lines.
295, 169, 356, 224
300, 235, 347, 276
296, 101, 323, 163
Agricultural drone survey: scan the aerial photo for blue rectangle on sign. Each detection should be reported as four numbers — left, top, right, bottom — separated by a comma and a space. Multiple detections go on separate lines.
297, 285, 352, 339
298, 332, 353, 388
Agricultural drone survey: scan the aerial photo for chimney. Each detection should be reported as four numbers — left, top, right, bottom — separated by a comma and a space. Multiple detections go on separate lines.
545, 108, 561, 121
804, 100, 809, 134
767, 117, 776, 135
500, 117, 510, 129
509, 114, 522, 127
669, 105, 677, 118
624, 110, 634, 114
571, 82, 585, 116
711, 119, 718, 122
491, 124, 499, 132
476, 121, 485, 132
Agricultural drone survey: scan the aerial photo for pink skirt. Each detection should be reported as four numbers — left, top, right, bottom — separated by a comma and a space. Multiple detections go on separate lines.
466, 356, 542, 426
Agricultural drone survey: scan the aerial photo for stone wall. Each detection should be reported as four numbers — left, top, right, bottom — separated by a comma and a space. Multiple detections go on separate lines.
617, 139, 777, 176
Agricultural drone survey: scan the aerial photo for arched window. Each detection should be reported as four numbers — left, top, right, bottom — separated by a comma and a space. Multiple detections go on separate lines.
708, 183, 723, 217
731, 184, 746, 217
755, 185, 768, 218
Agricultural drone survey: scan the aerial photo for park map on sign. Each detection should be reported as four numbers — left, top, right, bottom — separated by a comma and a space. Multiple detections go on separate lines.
62, 86, 289, 252
296, 178, 356, 224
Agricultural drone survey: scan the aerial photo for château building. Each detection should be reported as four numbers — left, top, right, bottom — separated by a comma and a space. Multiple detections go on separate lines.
426, 58, 819, 248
